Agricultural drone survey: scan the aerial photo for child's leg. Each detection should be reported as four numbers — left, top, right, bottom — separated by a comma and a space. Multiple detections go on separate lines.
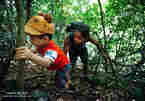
55, 64, 71, 88
64, 64, 71, 88
55, 71, 66, 88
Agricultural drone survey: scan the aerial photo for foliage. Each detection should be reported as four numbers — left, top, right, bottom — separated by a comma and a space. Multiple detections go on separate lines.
2, 0, 145, 98
27, 0, 145, 91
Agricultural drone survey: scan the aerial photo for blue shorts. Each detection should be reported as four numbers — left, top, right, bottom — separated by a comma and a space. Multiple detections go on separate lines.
55, 64, 71, 88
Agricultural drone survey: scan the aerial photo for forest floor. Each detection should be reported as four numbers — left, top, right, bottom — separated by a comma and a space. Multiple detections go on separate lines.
0, 61, 143, 101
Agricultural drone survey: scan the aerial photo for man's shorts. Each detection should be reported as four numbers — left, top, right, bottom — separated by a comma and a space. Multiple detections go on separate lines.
69, 46, 88, 64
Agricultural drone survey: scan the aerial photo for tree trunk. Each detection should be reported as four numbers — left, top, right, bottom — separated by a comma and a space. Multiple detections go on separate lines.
15, 0, 25, 99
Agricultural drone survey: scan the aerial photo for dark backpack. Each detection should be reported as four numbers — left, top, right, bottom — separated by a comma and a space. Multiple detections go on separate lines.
66, 22, 90, 33
66, 22, 90, 40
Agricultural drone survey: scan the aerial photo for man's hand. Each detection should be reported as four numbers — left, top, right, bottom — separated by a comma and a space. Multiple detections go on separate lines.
16, 47, 33, 60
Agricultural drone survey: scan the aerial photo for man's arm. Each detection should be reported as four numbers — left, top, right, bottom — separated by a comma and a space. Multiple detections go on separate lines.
88, 37, 112, 64
88, 36, 100, 46
64, 37, 70, 55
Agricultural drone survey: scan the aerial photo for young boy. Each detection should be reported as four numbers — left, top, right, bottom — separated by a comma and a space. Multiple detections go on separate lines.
64, 22, 104, 75
16, 13, 71, 88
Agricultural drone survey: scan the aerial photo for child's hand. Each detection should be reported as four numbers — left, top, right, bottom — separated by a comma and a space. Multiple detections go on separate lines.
65, 80, 72, 88
15, 47, 33, 60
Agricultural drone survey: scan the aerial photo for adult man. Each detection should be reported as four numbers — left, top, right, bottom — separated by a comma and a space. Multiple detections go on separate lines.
64, 22, 100, 75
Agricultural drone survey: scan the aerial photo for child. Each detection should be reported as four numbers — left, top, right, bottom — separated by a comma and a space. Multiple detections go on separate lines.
16, 13, 71, 88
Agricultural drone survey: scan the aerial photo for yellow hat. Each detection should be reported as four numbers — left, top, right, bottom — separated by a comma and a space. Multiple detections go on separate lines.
24, 16, 54, 35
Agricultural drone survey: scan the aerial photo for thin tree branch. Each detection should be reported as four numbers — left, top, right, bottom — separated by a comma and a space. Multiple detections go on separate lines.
98, 0, 106, 46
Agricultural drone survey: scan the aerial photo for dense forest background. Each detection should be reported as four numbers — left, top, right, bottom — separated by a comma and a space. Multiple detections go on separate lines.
0, 0, 145, 100
31, 0, 145, 70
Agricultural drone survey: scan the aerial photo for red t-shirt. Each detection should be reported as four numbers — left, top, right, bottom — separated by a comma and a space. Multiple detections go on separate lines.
37, 40, 69, 70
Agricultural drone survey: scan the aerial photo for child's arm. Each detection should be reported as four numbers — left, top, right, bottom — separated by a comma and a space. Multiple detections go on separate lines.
16, 47, 53, 67
29, 53, 53, 67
